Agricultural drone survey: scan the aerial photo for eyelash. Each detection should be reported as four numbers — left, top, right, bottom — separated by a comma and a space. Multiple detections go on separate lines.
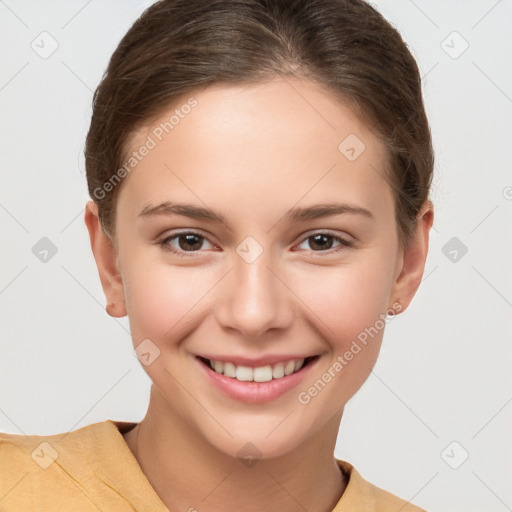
158, 230, 354, 258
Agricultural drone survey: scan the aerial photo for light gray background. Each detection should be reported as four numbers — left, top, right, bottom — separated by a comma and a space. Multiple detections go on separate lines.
1, 1, 511, 511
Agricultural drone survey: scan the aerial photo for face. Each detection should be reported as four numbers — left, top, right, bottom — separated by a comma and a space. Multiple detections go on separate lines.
88, 77, 427, 460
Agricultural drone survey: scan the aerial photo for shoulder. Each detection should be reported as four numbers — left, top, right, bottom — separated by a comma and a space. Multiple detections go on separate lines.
335, 459, 429, 512
0, 420, 115, 469
0, 420, 135, 510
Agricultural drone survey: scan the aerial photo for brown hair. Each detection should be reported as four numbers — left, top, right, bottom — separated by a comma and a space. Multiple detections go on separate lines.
85, 0, 433, 248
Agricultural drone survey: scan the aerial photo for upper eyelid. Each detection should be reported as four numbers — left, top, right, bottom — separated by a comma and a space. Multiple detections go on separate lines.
297, 228, 353, 241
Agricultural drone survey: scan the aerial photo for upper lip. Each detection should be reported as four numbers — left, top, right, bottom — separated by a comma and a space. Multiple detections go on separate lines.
196, 354, 318, 367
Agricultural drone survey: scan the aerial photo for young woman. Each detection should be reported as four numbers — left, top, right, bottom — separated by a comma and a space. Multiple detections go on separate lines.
0, 1, 433, 510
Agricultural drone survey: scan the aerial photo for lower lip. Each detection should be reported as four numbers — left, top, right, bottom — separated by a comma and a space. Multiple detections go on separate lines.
196, 357, 318, 404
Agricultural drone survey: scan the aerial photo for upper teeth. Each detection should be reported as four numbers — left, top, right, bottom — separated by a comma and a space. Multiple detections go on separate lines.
209, 358, 305, 382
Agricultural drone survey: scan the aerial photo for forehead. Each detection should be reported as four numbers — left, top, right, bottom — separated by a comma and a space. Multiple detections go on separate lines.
117, 77, 394, 226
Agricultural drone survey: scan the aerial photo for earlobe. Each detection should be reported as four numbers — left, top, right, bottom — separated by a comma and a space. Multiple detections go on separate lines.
84, 201, 127, 318
389, 200, 434, 313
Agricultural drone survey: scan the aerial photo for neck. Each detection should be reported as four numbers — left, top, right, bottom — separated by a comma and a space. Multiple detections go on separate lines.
123, 387, 347, 512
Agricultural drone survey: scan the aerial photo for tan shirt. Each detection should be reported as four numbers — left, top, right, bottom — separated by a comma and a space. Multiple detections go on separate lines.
0, 420, 426, 511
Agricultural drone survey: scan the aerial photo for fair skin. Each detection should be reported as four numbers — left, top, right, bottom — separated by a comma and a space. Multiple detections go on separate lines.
85, 77, 433, 512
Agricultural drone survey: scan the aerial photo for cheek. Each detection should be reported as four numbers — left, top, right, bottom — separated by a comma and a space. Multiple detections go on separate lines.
293, 255, 394, 344
299, 251, 398, 412
289, 252, 396, 410
122, 260, 218, 345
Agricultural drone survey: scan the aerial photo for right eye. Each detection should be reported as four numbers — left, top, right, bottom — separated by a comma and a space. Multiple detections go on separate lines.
159, 230, 219, 256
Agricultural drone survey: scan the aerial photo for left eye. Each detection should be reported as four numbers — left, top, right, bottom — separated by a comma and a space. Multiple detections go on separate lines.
296, 233, 352, 252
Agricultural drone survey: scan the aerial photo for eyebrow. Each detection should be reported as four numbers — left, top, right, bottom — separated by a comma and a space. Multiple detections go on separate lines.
137, 201, 374, 226
283, 203, 374, 223
138, 201, 229, 224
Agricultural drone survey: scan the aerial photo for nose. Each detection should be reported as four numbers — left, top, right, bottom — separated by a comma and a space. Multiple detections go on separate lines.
214, 250, 295, 340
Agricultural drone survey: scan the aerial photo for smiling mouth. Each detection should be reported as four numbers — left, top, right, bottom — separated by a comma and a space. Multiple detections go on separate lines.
197, 356, 319, 383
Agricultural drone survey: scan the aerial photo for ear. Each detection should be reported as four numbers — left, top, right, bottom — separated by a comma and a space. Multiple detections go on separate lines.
84, 200, 127, 317
389, 200, 434, 314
